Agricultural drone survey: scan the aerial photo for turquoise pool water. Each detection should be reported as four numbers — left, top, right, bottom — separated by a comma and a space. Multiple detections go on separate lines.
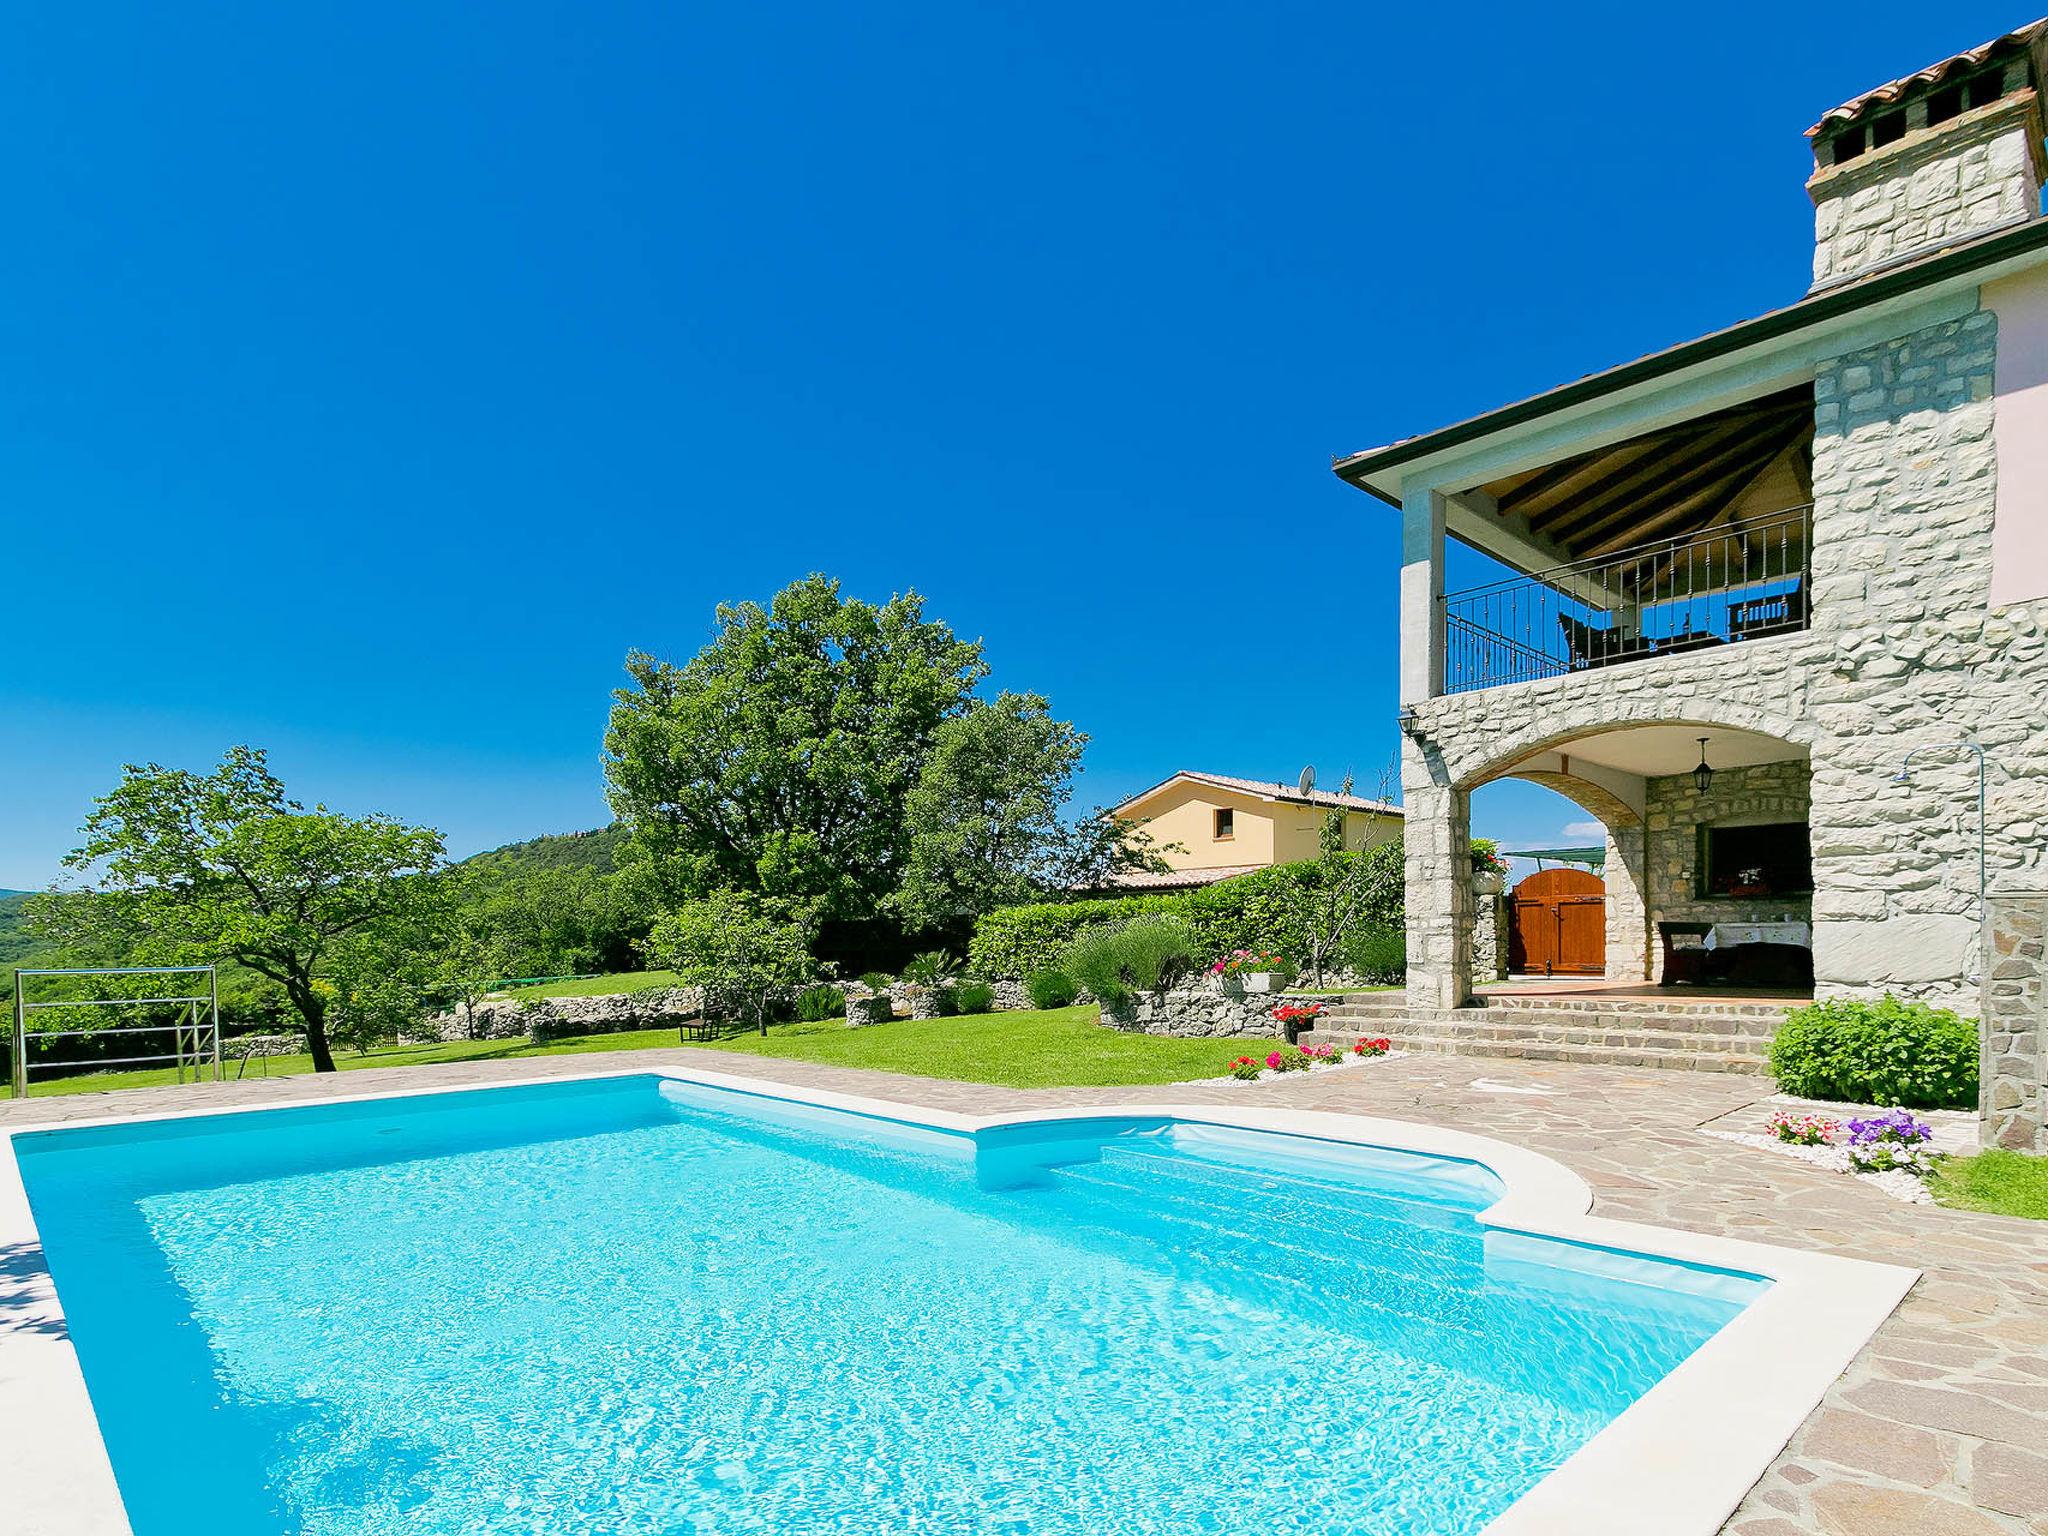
14, 1075, 1761, 1536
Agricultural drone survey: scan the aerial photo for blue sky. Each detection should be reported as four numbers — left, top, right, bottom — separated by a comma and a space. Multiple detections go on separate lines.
0, 2, 2025, 888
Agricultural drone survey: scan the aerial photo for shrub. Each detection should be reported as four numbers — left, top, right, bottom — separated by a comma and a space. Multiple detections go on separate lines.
795, 984, 847, 1023
1227, 1054, 1264, 1081
968, 895, 1184, 978
1341, 924, 1406, 984
1767, 996, 1979, 1109
1026, 968, 1079, 1009
955, 980, 996, 1014
1180, 844, 1406, 962
901, 949, 958, 987
1062, 915, 1197, 1008
858, 971, 895, 991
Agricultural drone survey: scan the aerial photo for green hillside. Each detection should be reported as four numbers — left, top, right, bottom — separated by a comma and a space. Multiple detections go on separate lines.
459, 825, 627, 876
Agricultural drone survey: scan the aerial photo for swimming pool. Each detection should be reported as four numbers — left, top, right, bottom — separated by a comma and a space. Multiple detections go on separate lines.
2, 1072, 1917, 1536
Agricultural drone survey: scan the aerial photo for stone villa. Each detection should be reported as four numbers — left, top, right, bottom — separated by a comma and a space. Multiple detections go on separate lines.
1335, 21, 2048, 1148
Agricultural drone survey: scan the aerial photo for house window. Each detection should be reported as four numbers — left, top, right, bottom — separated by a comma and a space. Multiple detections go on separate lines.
1696, 822, 1812, 899
1213, 808, 1234, 841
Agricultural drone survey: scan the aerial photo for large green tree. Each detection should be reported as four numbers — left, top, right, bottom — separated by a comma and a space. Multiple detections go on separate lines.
603, 575, 988, 920
36, 747, 446, 1072
892, 692, 1166, 926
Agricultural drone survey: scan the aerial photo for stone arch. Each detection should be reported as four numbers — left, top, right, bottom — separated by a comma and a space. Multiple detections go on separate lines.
1436, 699, 1817, 795
1487, 768, 1650, 983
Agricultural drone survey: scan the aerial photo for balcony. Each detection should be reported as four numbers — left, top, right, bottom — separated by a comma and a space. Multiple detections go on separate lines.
1441, 506, 1812, 695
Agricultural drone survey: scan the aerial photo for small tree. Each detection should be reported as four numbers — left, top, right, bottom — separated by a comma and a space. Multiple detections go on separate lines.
1297, 767, 1404, 989
645, 890, 818, 1035
35, 747, 446, 1072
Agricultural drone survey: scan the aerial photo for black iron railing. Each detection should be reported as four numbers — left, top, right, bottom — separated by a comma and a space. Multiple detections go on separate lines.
1442, 506, 1812, 694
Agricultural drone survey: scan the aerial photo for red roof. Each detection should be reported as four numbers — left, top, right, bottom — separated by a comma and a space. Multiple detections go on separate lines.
1807, 18, 2048, 137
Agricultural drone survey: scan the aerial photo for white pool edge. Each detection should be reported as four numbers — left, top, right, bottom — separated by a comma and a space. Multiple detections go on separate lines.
0, 1067, 1920, 1536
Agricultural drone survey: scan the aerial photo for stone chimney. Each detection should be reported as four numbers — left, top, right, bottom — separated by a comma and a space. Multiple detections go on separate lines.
1807, 20, 2048, 289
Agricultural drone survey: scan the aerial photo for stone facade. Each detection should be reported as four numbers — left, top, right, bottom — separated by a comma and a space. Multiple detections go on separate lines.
1810, 91, 2044, 288
1643, 760, 1814, 965
1472, 884, 1508, 983
1981, 890, 2047, 1152
1403, 305, 2048, 1016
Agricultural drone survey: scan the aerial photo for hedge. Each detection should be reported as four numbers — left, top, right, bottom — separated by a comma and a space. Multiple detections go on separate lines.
966, 894, 1184, 980
967, 843, 1409, 978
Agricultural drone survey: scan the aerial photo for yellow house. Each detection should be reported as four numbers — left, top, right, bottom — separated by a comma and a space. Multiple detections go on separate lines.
1101, 771, 1403, 890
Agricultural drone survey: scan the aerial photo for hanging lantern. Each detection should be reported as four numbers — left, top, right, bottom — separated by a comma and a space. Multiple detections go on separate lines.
1693, 737, 1714, 794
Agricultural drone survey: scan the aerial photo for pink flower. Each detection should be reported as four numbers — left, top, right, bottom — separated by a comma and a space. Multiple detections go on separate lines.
1265, 1052, 1283, 1069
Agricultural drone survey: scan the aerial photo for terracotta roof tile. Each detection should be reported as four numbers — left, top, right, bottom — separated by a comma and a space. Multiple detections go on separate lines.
1807, 18, 2048, 136
1112, 770, 1403, 818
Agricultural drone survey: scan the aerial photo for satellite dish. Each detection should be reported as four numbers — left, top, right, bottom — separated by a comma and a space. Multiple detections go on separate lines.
1297, 765, 1316, 797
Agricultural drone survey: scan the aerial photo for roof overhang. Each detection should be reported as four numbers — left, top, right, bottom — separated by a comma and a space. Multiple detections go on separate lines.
1333, 218, 2048, 513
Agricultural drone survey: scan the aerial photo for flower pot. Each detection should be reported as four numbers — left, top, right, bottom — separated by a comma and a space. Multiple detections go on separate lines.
1239, 972, 1288, 994
1472, 871, 1505, 896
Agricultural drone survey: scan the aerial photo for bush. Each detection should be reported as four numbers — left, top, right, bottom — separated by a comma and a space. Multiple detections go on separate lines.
795, 984, 847, 1023
1026, 968, 1078, 1009
1341, 924, 1406, 984
901, 949, 958, 986
1767, 996, 1979, 1109
1180, 845, 1405, 962
858, 971, 895, 991
1061, 915, 1197, 1009
967, 895, 1185, 978
955, 980, 996, 1014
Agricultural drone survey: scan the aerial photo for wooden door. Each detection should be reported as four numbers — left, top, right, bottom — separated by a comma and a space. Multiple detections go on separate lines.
1508, 867, 1606, 976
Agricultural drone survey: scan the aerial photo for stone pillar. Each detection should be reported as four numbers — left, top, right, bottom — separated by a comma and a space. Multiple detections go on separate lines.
1603, 821, 1650, 982
1399, 488, 1446, 705
1403, 743, 1471, 1009
1470, 881, 1508, 984
1981, 891, 2047, 1153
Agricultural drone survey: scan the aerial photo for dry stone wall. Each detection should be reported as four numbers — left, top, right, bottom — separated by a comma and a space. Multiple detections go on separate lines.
432, 987, 704, 1043
1982, 891, 2047, 1152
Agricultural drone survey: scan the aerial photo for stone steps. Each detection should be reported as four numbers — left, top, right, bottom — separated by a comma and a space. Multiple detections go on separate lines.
1299, 1024, 1772, 1075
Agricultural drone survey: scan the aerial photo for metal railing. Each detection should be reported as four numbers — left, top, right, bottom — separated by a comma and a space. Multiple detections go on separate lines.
11, 965, 221, 1098
1442, 506, 1812, 694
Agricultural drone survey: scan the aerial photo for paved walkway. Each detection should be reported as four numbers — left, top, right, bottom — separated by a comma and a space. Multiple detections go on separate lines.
5, 1049, 2045, 1533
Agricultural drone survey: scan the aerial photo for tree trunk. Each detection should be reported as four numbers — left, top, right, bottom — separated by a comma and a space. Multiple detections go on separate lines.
287, 980, 338, 1072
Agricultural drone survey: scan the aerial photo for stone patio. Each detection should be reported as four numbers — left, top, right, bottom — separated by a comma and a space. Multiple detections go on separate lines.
4, 1049, 2044, 1533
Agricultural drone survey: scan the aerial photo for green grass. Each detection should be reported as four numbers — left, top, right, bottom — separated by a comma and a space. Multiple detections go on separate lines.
698, 1006, 1237, 1088
12, 1027, 691, 1098
497, 970, 683, 999
1928, 1149, 2048, 1220
9, 1006, 1246, 1098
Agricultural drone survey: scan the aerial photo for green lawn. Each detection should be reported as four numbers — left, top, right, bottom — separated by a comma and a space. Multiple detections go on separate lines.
8, 1006, 1244, 1099
10, 1027, 692, 1098
699, 1006, 1237, 1088
1929, 1149, 2048, 1221
498, 970, 684, 999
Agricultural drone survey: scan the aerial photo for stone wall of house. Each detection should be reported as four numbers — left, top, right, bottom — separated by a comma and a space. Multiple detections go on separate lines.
1982, 891, 2047, 1153
1810, 96, 2042, 288
1403, 305, 2048, 1014
1643, 761, 1815, 956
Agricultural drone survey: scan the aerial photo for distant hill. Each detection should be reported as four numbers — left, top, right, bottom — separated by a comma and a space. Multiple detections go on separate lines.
460, 825, 627, 877
0, 891, 55, 974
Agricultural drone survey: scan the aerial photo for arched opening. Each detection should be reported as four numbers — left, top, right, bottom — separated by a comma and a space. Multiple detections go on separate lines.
1421, 720, 1813, 1004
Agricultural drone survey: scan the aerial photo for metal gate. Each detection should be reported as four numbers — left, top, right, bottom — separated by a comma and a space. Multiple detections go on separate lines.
1507, 868, 1606, 977
11, 965, 221, 1099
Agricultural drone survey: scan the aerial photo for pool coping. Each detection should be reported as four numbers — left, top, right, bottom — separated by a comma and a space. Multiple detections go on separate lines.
0, 1066, 1921, 1536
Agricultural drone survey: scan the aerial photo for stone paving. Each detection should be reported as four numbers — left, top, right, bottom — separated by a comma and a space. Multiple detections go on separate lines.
4, 1048, 2045, 1533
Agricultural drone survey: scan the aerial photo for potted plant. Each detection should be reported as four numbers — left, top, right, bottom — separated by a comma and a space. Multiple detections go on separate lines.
1210, 949, 1294, 994
1471, 841, 1509, 896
